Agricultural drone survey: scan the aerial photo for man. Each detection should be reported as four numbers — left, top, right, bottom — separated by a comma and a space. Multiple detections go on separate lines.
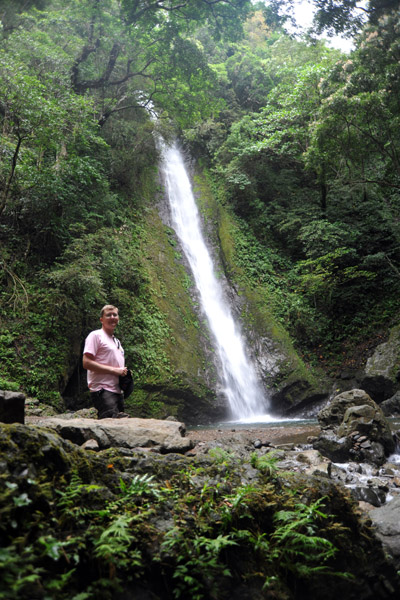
83, 304, 129, 419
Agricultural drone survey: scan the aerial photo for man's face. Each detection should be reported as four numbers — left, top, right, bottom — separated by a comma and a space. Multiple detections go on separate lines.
100, 309, 119, 334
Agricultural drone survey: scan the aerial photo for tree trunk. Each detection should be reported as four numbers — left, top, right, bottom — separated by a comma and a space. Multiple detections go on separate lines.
0, 135, 22, 217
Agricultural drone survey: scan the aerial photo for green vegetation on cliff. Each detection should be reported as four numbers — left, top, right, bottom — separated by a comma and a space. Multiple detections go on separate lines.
1, 0, 400, 415
184, 3, 400, 372
193, 169, 324, 408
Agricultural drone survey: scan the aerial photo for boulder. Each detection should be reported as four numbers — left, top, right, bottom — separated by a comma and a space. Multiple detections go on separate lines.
313, 389, 395, 466
381, 391, 400, 417
361, 325, 400, 402
369, 496, 400, 569
318, 389, 377, 429
0, 390, 25, 424
29, 416, 193, 454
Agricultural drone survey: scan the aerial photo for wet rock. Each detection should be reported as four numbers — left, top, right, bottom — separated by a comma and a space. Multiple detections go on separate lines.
0, 390, 25, 424
313, 430, 353, 462
297, 449, 331, 477
273, 448, 332, 479
330, 463, 357, 485
352, 486, 387, 507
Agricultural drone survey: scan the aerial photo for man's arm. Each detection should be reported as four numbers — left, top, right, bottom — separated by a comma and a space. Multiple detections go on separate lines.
83, 353, 127, 377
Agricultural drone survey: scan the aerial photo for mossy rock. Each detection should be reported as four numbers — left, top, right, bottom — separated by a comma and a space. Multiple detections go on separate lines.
361, 324, 400, 402
194, 169, 330, 415
126, 377, 225, 424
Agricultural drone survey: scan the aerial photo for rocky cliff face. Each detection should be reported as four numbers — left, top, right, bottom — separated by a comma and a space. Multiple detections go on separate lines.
61, 163, 328, 425
145, 166, 329, 422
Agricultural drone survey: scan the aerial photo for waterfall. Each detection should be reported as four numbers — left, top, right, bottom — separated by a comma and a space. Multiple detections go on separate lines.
161, 142, 272, 421
389, 431, 400, 464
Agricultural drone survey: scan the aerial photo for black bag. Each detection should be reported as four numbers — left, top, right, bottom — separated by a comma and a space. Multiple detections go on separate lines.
119, 369, 134, 399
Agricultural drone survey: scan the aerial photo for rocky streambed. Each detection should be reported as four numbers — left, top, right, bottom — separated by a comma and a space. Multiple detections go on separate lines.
186, 393, 400, 574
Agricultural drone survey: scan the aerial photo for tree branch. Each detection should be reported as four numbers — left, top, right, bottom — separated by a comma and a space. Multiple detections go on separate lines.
71, 40, 101, 93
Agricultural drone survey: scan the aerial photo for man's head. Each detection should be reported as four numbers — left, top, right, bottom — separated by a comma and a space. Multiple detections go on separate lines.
100, 305, 119, 334
100, 304, 119, 318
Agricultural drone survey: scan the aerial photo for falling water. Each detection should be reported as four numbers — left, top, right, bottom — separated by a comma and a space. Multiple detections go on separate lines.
161, 142, 271, 421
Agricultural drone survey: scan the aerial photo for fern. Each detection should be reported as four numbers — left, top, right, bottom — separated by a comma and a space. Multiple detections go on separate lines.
56, 472, 102, 515
270, 497, 338, 578
161, 528, 237, 599
93, 514, 143, 577
250, 451, 279, 477
94, 515, 135, 558
119, 473, 161, 499
208, 446, 236, 464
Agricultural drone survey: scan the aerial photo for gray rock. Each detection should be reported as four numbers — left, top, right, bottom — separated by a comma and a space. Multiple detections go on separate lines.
370, 496, 400, 568
381, 391, 400, 416
313, 430, 353, 462
313, 389, 395, 465
361, 325, 400, 402
351, 486, 387, 507
319, 389, 379, 429
0, 390, 25, 424
29, 416, 193, 454
297, 449, 331, 477
81, 439, 100, 451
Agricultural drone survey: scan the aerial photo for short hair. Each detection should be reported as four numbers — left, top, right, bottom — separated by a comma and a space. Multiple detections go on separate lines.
100, 304, 119, 317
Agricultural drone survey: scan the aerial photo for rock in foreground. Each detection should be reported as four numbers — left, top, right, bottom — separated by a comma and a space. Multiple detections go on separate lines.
28, 416, 193, 454
1, 422, 400, 599
370, 496, 400, 570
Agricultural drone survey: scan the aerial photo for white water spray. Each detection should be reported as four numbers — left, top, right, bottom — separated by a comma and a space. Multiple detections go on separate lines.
161, 142, 272, 421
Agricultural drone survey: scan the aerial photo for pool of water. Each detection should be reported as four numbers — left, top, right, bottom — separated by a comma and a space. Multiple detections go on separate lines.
189, 417, 318, 431
189, 416, 400, 432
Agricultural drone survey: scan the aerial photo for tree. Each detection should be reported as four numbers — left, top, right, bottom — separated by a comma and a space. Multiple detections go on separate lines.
0, 27, 111, 258
311, 0, 400, 37
305, 13, 400, 198
0, 0, 50, 35
214, 47, 339, 214
65, 0, 251, 127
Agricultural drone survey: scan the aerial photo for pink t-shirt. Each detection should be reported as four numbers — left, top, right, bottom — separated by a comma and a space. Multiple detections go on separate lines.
83, 328, 125, 393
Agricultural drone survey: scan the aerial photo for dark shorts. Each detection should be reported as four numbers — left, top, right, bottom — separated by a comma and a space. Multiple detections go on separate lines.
90, 389, 124, 419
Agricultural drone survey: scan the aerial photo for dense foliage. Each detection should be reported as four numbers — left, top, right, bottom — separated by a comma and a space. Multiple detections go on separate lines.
0, 0, 250, 403
184, 2, 400, 368
1, 0, 400, 401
